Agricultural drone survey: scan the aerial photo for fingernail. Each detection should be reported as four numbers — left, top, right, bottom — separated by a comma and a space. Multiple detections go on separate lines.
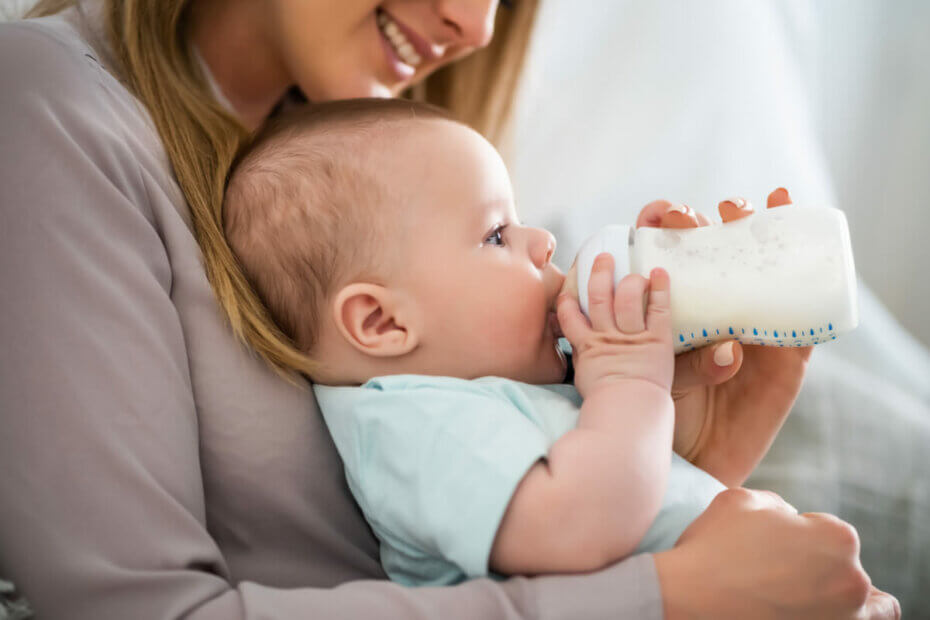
718, 197, 754, 221
714, 341, 735, 366
767, 187, 792, 208
666, 203, 689, 215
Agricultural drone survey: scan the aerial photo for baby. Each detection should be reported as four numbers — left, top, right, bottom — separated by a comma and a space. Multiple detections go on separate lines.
223, 98, 726, 586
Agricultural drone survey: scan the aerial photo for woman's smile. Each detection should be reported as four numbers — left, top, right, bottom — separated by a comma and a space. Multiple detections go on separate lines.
375, 7, 442, 83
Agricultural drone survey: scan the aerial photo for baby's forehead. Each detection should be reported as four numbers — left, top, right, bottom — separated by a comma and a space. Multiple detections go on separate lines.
280, 116, 499, 229
298, 116, 461, 181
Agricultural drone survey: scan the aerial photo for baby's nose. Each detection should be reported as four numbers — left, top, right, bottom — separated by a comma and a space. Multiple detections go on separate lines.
530, 228, 556, 269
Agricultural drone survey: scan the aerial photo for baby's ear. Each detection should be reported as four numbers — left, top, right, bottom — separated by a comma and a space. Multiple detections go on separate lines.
332, 283, 419, 357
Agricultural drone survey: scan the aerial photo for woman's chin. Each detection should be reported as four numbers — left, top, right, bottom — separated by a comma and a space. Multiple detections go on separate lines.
298, 77, 394, 103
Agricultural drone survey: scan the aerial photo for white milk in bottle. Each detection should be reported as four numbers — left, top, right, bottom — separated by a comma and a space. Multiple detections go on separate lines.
572, 205, 859, 353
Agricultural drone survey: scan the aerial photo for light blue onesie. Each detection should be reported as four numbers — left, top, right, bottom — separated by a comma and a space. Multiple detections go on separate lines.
314, 375, 726, 587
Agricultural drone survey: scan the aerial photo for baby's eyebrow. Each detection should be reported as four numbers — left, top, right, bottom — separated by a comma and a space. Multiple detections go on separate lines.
477, 198, 520, 226
473, 199, 522, 233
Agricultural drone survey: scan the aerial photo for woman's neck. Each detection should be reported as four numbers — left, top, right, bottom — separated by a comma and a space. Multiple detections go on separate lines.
188, 0, 292, 130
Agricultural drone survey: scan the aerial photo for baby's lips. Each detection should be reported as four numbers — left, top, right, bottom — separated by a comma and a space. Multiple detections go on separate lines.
559, 260, 580, 301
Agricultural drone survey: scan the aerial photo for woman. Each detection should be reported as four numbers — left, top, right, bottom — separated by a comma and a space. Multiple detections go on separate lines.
0, 1, 899, 618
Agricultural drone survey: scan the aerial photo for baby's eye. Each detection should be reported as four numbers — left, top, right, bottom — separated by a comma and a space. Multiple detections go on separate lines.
484, 225, 507, 247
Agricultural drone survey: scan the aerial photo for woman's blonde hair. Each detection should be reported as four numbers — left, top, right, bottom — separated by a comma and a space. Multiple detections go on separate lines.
27, 0, 539, 378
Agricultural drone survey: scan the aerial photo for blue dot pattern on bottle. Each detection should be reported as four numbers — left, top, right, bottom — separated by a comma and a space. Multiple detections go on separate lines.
675, 321, 839, 351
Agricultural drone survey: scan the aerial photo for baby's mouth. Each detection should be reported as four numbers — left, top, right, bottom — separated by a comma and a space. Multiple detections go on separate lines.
548, 311, 564, 339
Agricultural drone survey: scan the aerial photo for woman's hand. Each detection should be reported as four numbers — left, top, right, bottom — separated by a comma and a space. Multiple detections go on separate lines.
653, 488, 901, 619
636, 188, 812, 487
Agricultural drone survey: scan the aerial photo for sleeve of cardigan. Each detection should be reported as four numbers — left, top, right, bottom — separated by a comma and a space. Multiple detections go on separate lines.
0, 21, 663, 620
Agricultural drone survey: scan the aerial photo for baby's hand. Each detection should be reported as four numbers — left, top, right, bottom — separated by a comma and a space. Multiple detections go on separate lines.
557, 253, 674, 399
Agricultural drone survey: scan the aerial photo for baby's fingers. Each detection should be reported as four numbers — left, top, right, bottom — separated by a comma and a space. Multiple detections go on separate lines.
587, 253, 617, 332
556, 292, 591, 346
613, 274, 649, 334
645, 268, 672, 333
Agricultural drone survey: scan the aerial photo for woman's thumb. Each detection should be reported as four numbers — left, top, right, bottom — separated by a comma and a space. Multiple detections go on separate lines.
672, 341, 742, 393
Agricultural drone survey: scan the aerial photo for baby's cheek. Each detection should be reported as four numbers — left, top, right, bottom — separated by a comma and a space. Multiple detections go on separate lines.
480, 307, 534, 350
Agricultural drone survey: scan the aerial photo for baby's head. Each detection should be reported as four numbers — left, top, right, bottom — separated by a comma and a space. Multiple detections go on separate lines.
224, 99, 566, 386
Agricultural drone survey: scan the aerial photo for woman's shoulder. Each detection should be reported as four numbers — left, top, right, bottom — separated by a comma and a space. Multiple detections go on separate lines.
0, 11, 148, 139
1, 13, 183, 223
0, 13, 109, 93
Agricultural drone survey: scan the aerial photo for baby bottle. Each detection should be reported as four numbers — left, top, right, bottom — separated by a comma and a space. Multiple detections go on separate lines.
570, 205, 859, 353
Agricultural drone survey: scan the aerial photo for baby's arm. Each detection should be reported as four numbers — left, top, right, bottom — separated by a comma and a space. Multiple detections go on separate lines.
490, 257, 675, 575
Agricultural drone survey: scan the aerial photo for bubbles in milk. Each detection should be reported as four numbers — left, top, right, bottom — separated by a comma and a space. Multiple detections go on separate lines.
750, 217, 771, 243
655, 230, 681, 249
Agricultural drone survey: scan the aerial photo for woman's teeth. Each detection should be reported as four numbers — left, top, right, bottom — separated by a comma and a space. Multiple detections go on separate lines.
377, 10, 422, 68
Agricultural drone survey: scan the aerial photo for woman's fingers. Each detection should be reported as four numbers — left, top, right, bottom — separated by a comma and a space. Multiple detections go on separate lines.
613, 273, 649, 334
796, 344, 814, 363
767, 186, 792, 208
635, 199, 711, 229
718, 188, 793, 222
635, 199, 675, 228
587, 253, 617, 331
718, 196, 754, 222
661, 204, 701, 229
671, 340, 743, 393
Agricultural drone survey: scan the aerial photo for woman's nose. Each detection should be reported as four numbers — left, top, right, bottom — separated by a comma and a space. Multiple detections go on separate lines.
436, 0, 497, 49
529, 227, 556, 270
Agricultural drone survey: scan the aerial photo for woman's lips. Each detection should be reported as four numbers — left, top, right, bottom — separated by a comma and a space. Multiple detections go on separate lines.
376, 15, 416, 82
379, 7, 442, 64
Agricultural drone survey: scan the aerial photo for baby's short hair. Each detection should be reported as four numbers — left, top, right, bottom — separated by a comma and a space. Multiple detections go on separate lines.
224, 98, 451, 354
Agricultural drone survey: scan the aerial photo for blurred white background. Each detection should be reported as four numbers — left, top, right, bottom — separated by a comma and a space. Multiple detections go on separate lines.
510, 0, 930, 349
